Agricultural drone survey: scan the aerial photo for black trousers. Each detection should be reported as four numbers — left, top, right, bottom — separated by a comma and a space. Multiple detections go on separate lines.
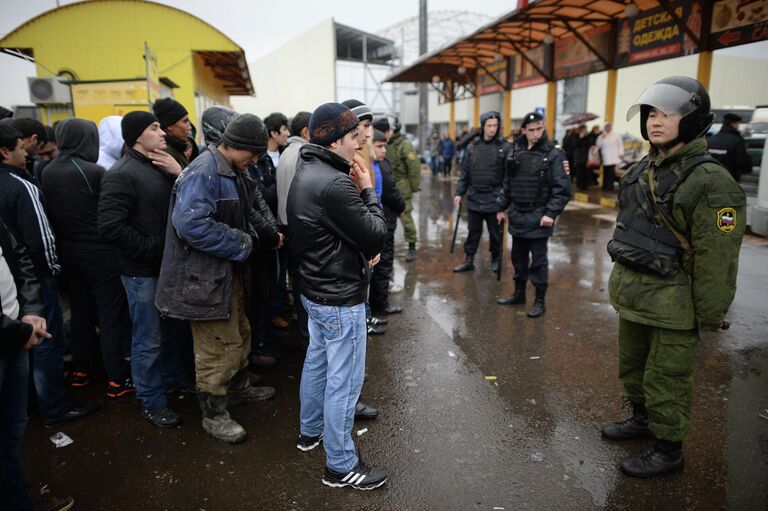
602, 164, 617, 191
60, 244, 130, 381
510, 236, 549, 290
463, 209, 501, 258
370, 212, 397, 313
441, 157, 452, 176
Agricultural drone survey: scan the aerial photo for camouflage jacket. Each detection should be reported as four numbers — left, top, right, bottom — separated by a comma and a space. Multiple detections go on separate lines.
608, 138, 746, 331
388, 132, 420, 198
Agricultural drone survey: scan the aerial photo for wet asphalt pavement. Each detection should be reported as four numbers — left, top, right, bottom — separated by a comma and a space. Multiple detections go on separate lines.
22, 171, 768, 510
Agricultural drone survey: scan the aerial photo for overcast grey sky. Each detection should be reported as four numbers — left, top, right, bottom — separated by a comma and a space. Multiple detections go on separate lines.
2, 0, 766, 107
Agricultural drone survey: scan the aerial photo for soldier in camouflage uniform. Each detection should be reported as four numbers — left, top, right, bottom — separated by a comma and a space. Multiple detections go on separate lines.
376, 117, 420, 261
602, 76, 746, 478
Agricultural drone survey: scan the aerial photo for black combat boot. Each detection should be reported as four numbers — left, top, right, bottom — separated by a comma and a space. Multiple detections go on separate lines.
526, 287, 546, 317
405, 242, 417, 262
497, 279, 526, 305
198, 392, 247, 444
601, 401, 655, 440
490, 254, 500, 273
227, 369, 275, 407
452, 254, 475, 273
620, 440, 684, 478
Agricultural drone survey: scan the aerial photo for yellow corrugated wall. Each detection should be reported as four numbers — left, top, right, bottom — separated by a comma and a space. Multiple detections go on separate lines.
0, 0, 245, 127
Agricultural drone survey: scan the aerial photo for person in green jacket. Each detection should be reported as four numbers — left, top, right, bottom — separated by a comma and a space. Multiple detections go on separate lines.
602, 76, 746, 478
375, 117, 420, 261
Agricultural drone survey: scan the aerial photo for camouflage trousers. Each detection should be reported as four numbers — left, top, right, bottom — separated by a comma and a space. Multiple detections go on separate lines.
399, 197, 417, 244
618, 318, 699, 442
190, 275, 250, 396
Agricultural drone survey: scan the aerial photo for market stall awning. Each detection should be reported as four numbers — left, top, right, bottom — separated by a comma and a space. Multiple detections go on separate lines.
385, 0, 768, 94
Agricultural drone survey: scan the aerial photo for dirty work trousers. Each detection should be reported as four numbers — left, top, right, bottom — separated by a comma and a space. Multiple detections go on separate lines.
618, 318, 699, 442
190, 276, 250, 396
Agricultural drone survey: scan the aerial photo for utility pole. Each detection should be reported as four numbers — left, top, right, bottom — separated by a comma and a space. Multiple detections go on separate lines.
418, 0, 428, 158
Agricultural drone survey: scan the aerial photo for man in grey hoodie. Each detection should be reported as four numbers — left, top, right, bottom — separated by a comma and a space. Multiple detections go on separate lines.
97, 116, 124, 170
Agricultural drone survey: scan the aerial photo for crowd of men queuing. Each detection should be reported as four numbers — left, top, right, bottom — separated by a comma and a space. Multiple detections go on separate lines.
0, 73, 751, 507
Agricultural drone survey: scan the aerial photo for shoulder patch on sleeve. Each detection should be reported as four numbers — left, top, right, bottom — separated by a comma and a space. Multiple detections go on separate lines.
407, 152, 416, 161
716, 207, 736, 233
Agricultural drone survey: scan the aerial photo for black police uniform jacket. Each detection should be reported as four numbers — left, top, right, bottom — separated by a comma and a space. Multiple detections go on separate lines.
707, 125, 751, 182
497, 133, 571, 238
287, 144, 386, 306
456, 136, 511, 213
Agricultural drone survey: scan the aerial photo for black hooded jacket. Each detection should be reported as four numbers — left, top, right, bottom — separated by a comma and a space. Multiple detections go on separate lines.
41, 118, 109, 249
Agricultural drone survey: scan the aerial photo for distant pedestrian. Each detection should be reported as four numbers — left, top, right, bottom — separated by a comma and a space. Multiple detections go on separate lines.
707, 113, 752, 182
596, 123, 624, 191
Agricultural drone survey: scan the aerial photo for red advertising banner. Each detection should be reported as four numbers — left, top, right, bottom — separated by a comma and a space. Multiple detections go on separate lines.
511, 45, 548, 89
709, 0, 768, 49
615, 0, 702, 68
553, 23, 612, 80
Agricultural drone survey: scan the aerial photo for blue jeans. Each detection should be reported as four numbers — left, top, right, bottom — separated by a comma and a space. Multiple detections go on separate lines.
122, 276, 187, 410
30, 278, 70, 420
299, 296, 367, 473
0, 351, 34, 511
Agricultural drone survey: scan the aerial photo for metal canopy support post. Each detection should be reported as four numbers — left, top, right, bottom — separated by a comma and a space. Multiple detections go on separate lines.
473, 77, 480, 128
418, 0, 428, 156
605, 68, 617, 124
697, 51, 713, 90
504, 89, 512, 134
546, 80, 556, 136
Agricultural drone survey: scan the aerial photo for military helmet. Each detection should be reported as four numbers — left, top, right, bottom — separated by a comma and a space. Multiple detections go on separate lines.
627, 76, 713, 143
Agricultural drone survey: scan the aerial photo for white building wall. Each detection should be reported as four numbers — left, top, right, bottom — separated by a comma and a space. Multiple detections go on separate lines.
232, 19, 336, 117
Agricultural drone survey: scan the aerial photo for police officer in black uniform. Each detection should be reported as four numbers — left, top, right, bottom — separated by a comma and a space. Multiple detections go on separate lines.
452, 111, 510, 273
707, 112, 752, 182
496, 112, 571, 317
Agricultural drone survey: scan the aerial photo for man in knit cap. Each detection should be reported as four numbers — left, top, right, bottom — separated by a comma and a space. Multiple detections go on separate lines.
156, 113, 278, 444
288, 103, 388, 490
99, 110, 189, 429
153, 97, 193, 168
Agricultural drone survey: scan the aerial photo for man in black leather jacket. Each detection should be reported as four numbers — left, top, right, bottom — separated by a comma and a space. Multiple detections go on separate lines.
287, 103, 388, 490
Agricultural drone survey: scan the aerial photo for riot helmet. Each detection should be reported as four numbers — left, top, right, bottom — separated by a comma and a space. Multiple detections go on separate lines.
627, 76, 713, 144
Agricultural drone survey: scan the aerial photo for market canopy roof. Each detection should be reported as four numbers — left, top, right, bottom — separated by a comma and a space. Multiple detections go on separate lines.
386, 0, 768, 93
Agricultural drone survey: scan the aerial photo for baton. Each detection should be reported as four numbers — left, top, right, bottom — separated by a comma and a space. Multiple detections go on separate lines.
450, 201, 462, 253
497, 218, 506, 282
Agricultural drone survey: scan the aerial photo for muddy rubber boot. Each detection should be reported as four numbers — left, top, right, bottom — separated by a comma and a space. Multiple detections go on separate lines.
405, 242, 417, 262
497, 279, 526, 305
620, 440, 684, 478
198, 392, 247, 444
452, 254, 475, 273
601, 401, 655, 441
227, 369, 275, 407
526, 287, 546, 317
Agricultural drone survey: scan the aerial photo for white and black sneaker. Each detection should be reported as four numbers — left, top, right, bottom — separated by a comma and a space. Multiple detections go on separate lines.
322, 460, 387, 490
297, 432, 322, 452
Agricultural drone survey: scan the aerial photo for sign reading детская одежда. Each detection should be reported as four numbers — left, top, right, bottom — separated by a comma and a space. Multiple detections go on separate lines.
615, 0, 703, 68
